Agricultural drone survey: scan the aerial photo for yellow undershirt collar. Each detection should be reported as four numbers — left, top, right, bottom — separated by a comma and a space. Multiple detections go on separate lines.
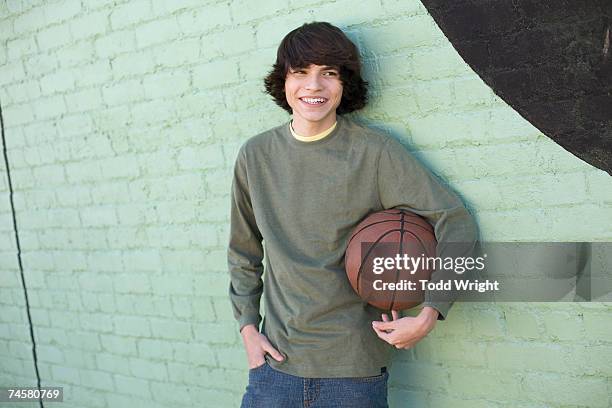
290, 121, 337, 142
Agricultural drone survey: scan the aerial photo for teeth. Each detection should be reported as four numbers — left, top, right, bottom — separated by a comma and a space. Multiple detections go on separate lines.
301, 98, 326, 104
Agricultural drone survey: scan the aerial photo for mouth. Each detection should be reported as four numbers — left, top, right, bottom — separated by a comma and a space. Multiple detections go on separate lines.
299, 97, 328, 106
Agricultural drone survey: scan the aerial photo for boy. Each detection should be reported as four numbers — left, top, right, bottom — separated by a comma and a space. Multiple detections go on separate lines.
228, 22, 477, 407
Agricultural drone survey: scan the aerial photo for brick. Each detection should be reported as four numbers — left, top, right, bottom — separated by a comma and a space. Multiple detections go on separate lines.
412, 45, 472, 80
137, 338, 173, 360
152, 38, 200, 67
89, 182, 130, 204
360, 15, 444, 53
95, 30, 136, 58
112, 50, 156, 77
150, 0, 203, 16
0, 62, 26, 86
81, 206, 117, 227
155, 201, 197, 224
184, 297, 216, 322
213, 346, 244, 370
193, 322, 236, 344
23, 52, 58, 77
487, 106, 542, 139
115, 203, 158, 226
468, 308, 506, 338
583, 312, 612, 342
176, 5, 231, 35
80, 368, 114, 391
389, 390, 428, 408
173, 342, 216, 366
202, 26, 255, 58
13, 7, 46, 34
2, 103, 35, 127
70, 11, 109, 39
130, 99, 176, 125
134, 17, 180, 48
380, 0, 427, 16
65, 88, 104, 112
112, 272, 151, 294
96, 353, 131, 375
79, 313, 114, 334
486, 342, 578, 373
74, 61, 112, 87
110, 0, 153, 29
7, 37, 38, 60
167, 362, 209, 385
230, 0, 287, 24
150, 274, 194, 295
102, 79, 144, 106
32, 95, 67, 120
51, 365, 80, 384
255, 14, 314, 48
37, 24, 72, 50
414, 79, 454, 113
522, 373, 608, 407
176, 144, 224, 170
149, 318, 192, 340
452, 75, 495, 107
40, 70, 76, 94
129, 358, 168, 381
5, 80, 41, 104
415, 337, 487, 367
238, 47, 276, 81
113, 315, 151, 337
122, 250, 162, 272
56, 41, 96, 68
113, 374, 152, 397
143, 70, 190, 99
586, 169, 612, 203
43, 0, 82, 24
408, 109, 489, 149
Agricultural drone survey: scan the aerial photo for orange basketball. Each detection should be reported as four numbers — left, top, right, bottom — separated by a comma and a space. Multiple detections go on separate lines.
345, 208, 437, 310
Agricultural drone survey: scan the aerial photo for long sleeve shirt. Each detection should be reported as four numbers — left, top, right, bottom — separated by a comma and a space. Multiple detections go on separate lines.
228, 114, 478, 378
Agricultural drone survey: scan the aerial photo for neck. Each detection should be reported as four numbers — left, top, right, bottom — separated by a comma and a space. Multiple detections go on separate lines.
291, 114, 337, 137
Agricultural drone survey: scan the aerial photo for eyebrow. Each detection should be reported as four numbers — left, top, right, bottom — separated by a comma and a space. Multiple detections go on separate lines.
290, 65, 339, 71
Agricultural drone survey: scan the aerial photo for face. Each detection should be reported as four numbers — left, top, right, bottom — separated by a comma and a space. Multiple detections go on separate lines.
284, 64, 343, 133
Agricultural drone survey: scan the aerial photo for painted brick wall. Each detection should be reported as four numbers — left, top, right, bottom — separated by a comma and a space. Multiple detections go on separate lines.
0, 1, 610, 407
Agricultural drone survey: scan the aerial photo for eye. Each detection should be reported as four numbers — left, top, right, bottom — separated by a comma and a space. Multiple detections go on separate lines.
323, 71, 339, 76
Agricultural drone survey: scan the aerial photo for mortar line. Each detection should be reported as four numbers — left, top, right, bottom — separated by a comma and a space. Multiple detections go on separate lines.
0, 101, 44, 408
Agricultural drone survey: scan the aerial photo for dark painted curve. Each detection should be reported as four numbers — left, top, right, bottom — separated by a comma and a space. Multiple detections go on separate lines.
421, 0, 612, 175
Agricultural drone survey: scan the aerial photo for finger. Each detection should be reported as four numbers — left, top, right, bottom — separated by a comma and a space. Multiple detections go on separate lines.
382, 313, 390, 322
372, 320, 395, 331
372, 325, 393, 343
392, 310, 400, 320
262, 341, 285, 361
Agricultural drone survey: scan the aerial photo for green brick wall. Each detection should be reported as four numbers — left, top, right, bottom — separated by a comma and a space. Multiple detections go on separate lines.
0, 1, 611, 407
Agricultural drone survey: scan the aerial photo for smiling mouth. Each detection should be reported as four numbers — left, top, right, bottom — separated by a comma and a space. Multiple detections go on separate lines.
299, 97, 328, 105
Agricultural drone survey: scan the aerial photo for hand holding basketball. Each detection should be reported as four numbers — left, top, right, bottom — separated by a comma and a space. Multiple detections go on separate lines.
371, 307, 439, 349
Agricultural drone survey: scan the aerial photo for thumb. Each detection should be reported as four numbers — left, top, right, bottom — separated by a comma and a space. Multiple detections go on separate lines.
262, 340, 284, 361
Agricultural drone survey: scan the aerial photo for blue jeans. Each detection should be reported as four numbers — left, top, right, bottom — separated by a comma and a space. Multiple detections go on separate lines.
240, 362, 389, 408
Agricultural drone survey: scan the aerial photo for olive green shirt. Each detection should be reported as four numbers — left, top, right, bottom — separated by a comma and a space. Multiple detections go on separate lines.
228, 115, 478, 377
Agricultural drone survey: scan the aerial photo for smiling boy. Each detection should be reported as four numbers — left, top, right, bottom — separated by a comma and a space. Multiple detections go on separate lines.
228, 22, 478, 407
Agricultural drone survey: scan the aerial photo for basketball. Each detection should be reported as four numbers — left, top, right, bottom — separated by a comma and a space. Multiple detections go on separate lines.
345, 208, 437, 310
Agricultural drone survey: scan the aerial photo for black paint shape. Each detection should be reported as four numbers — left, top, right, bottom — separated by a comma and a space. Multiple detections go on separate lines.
421, 0, 612, 175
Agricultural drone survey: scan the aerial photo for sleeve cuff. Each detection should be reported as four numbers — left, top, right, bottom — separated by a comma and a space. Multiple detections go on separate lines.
422, 301, 452, 320
238, 314, 262, 332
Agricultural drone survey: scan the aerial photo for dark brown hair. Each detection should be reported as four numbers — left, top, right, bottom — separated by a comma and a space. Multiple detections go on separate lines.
263, 22, 368, 114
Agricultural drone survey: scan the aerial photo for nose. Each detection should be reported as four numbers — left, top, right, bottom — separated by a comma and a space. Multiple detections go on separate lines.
304, 72, 323, 90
